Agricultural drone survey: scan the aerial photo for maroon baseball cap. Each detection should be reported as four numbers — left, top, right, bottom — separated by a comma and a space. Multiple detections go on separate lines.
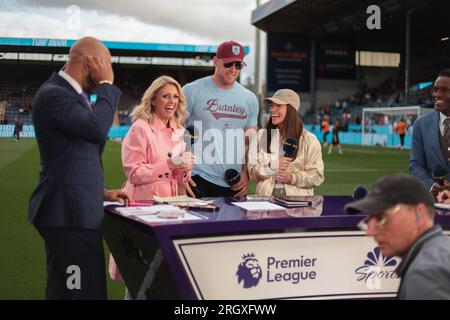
216, 41, 246, 65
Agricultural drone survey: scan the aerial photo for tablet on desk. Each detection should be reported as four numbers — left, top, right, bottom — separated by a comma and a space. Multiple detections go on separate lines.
274, 196, 312, 207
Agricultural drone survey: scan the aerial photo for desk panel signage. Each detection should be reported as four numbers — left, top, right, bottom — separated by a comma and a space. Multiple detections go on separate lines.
174, 231, 401, 299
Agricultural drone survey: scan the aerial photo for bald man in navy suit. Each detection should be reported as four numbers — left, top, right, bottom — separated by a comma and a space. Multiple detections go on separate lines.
29, 37, 128, 299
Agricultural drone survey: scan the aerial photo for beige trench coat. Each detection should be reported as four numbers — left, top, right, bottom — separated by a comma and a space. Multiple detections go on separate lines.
248, 128, 325, 196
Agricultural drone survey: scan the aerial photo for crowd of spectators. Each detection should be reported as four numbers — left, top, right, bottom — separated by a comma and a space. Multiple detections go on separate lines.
0, 63, 211, 126
304, 76, 435, 133
0, 64, 439, 129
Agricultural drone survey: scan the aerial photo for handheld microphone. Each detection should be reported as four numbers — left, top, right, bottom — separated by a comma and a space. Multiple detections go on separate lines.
182, 125, 201, 198
272, 138, 298, 196
347, 186, 368, 215
432, 165, 448, 185
225, 169, 241, 186
283, 137, 298, 159
185, 125, 198, 146
352, 186, 368, 200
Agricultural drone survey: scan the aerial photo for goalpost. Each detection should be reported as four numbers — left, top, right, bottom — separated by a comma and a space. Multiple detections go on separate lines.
361, 106, 433, 148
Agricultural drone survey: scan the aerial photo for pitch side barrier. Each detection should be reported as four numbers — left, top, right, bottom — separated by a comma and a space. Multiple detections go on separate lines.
1, 124, 413, 149
305, 124, 413, 149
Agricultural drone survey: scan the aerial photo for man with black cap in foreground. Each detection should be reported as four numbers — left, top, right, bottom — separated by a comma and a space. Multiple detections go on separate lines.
345, 173, 450, 299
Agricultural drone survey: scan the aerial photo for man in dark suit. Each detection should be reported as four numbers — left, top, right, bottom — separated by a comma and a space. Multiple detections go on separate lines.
410, 69, 450, 198
29, 37, 128, 299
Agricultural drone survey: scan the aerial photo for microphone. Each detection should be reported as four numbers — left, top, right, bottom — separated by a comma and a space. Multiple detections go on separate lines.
225, 169, 241, 186
352, 186, 368, 200
272, 138, 298, 197
185, 125, 198, 146
347, 186, 368, 215
432, 165, 448, 185
283, 137, 298, 159
182, 125, 201, 198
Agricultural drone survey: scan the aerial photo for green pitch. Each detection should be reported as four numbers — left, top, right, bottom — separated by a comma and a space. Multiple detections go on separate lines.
0, 139, 409, 299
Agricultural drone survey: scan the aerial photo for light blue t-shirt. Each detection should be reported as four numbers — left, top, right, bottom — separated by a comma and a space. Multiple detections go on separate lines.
183, 76, 259, 187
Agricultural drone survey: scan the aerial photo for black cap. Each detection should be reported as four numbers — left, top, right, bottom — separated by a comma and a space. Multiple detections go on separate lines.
344, 173, 435, 215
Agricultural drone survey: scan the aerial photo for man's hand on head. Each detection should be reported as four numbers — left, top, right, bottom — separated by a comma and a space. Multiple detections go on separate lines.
87, 56, 114, 84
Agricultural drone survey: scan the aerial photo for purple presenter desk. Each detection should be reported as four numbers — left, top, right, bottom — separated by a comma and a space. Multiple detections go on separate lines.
103, 196, 450, 300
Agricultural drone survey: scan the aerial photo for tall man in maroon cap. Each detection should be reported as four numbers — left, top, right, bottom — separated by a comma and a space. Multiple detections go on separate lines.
182, 41, 259, 197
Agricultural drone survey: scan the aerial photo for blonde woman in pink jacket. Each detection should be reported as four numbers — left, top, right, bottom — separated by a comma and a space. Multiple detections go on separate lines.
109, 75, 195, 291
120, 75, 195, 201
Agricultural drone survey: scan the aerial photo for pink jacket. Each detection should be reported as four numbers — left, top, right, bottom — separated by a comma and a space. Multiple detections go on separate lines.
121, 118, 190, 201
109, 117, 191, 282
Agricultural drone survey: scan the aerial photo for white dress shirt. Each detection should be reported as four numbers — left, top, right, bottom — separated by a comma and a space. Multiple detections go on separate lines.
58, 70, 83, 94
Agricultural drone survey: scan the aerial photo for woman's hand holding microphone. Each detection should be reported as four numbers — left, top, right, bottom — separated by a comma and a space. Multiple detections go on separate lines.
168, 151, 197, 197
270, 156, 293, 184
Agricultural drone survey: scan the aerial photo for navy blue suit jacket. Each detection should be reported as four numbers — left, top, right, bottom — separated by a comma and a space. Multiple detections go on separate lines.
409, 110, 448, 190
29, 72, 121, 229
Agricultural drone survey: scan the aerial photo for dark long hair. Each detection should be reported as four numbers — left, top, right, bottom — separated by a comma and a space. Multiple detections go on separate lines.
262, 105, 303, 158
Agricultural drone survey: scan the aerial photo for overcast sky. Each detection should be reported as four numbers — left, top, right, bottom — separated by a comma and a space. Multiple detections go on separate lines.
0, 0, 268, 82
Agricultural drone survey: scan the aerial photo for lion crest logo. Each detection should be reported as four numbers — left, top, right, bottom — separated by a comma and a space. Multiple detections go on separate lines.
236, 253, 262, 288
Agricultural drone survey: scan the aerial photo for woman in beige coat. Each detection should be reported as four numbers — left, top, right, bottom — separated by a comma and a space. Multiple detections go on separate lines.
248, 89, 324, 196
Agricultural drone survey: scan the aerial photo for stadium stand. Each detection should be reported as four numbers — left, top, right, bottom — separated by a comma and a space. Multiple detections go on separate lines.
0, 38, 230, 127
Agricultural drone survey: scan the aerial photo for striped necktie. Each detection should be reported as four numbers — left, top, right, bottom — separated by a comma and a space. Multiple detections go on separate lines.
444, 118, 450, 160
81, 92, 92, 110
444, 118, 450, 144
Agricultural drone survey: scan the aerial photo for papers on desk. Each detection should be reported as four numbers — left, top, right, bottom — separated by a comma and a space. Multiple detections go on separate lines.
115, 204, 204, 223
231, 201, 287, 212
116, 204, 183, 216
152, 195, 216, 210
103, 201, 124, 207
135, 212, 204, 223
434, 203, 450, 210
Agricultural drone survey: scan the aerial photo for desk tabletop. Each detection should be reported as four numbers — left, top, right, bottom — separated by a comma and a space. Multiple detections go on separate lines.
105, 195, 450, 238
103, 196, 450, 300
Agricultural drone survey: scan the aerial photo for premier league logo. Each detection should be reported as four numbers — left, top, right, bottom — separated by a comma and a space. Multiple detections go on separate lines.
236, 253, 262, 288
232, 45, 240, 56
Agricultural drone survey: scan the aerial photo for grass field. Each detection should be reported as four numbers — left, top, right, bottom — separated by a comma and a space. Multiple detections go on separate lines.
0, 138, 410, 299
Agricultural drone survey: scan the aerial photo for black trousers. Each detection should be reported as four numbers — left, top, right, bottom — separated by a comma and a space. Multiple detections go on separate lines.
37, 227, 107, 300
399, 134, 405, 146
192, 175, 236, 198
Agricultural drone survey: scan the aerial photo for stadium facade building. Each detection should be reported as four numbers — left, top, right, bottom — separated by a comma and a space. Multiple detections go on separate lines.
251, 0, 450, 114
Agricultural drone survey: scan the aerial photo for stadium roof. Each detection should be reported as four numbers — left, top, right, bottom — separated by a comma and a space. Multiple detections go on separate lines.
0, 37, 250, 59
251, 0, 450, 53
